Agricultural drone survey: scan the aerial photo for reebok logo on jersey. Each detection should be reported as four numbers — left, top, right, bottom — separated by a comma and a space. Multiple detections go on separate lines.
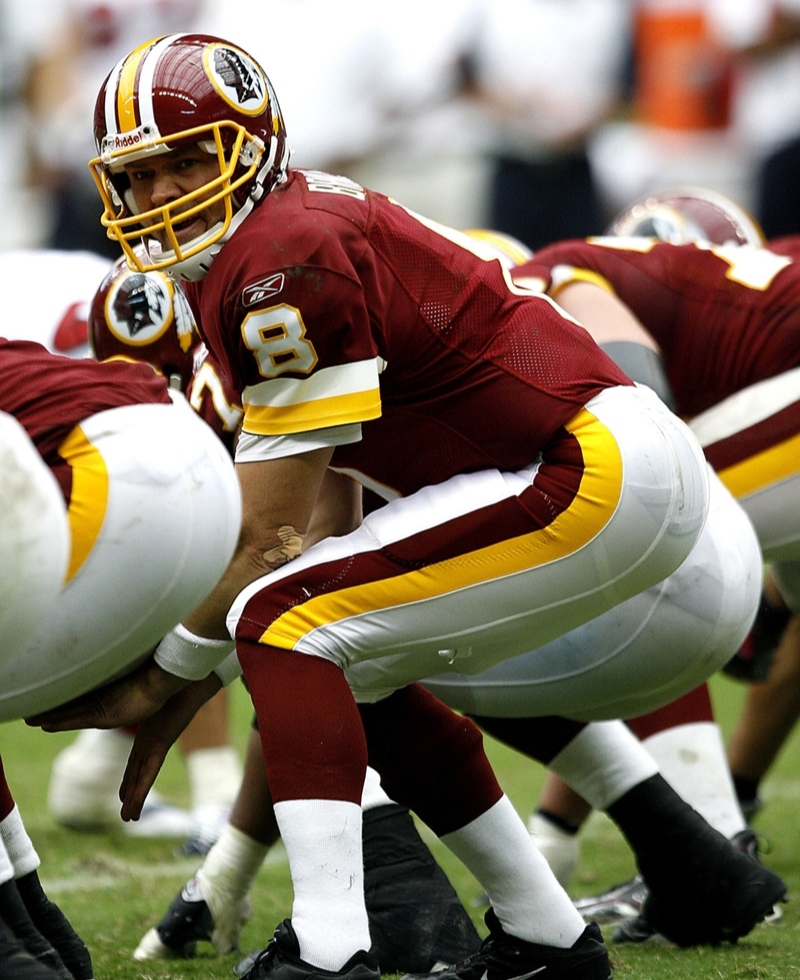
242, 274, 285, 307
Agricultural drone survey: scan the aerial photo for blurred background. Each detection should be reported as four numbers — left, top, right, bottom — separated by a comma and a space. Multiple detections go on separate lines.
3, 0, 800, 254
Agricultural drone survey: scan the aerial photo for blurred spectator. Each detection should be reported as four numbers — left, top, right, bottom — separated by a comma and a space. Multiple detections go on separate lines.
0, 0, 65, 247
590, 0, 755, 221
464, 0, 632, 248
727, 1, 800, 236
20, 0, 206, 257
196, 0, 489, 230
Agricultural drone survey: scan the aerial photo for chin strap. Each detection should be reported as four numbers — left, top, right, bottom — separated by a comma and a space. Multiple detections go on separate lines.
158, 140, 292, 282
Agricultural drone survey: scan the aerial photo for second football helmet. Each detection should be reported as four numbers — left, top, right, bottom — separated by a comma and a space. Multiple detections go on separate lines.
89, 33, 289, 280
462, 229, 535, 269
88, 257, 199, 390
607, 187, 765, 248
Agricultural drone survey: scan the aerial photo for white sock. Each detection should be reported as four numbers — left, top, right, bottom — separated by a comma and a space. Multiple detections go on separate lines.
72, 727, 133, 777
0, 806, 40, 877
274, 798, 371, 970
442, 795, 585, 948
643, 722, 747, 839
547, 720, 660, 810
360, 767, 393, 811
200, 824, 269, 902
527, 811, 579, 888
186, 747, 243, 810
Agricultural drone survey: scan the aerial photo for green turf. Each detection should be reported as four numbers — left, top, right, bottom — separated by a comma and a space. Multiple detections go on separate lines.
2, 673, 798, 979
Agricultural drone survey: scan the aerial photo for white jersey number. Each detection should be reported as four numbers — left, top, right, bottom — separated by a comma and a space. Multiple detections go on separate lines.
242, 304, 319, 379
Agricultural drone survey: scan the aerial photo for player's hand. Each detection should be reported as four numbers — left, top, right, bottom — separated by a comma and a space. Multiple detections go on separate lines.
119, 673, 222, 821
24, 656, 188, 731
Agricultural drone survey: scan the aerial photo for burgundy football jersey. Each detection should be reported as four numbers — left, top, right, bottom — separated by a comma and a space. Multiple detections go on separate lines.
185, 345, 243, 456
0, 338, 171, 495
186, 170, 629, 496
524, 236, 800, 418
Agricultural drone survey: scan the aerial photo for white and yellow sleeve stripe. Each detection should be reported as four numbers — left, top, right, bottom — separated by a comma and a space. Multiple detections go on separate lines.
242, 358, 382, 435
548, 264, 616, 301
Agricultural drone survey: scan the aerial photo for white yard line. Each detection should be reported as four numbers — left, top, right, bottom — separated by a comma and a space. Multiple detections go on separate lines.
42, 844, 288, 895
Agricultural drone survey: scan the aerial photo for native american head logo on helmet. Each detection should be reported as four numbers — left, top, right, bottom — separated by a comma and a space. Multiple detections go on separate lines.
89, 258, 198, 389
111, 272, 167, 338
212, 46, 266, 109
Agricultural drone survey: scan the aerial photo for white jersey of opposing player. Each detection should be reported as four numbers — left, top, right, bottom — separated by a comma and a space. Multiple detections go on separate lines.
0, 250, 112, 356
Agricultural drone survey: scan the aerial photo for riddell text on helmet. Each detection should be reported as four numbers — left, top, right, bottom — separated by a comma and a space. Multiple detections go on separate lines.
106, 128, 154, 152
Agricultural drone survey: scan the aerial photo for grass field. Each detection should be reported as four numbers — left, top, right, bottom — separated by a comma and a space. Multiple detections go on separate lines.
3, 672, 798, 980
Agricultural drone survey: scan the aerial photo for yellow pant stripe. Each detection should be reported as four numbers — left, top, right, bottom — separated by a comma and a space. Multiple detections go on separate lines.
718, 430, 800, 499
58, 426, 109, 583
260, 407, 623, 648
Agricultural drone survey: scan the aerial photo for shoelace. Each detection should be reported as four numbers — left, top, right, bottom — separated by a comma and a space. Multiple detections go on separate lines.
239, 940, 279, 978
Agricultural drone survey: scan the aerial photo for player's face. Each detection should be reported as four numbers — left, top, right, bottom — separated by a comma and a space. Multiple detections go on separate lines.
123, 145, 226, 249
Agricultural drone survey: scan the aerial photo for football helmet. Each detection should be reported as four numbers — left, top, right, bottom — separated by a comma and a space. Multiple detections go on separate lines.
607, 187, 765, 247
88, 257, 199, 390
89, 33, 289, 280
462, 229, 534, 269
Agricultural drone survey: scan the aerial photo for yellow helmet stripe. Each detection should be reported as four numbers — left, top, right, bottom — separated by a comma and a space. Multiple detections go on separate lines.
116, 37, 158, 133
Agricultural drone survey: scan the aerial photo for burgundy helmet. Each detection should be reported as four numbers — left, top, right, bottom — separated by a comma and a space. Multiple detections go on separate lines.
89, 33, 289, 280
607, 187, 765, 247
88, 256, 199, 389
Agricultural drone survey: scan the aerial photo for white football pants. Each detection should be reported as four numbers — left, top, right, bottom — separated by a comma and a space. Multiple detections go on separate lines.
0, 393, 241, 721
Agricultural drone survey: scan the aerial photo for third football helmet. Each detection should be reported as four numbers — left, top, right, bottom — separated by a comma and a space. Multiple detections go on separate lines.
88, 257, 199, 390
89, 33, 289, 280
607, 187, 765, 247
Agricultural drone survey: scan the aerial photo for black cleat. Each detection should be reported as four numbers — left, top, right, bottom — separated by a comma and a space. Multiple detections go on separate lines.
236, 919, 379, 980
134, 870, 251, 959
135, 876, 214, 958
629, 827, 787, 947
1, 946, 65, 980
16, 870, 93, 980
400, 908, 611, 980
0, 880, 72, 980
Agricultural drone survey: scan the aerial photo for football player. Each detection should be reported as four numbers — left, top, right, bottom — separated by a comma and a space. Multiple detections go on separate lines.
29, 35, 785, 980
124, 219, 787, 967
0, 336, 240, 976
88, 259, 482, 973
498, 188, 800, 940
0, 338, 240, 721
0, 411, 81, 979
44, 256, 245, 848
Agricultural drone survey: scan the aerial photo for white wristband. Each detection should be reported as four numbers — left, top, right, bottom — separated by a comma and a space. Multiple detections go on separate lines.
213, 649, 243, 687
155, 623, 235, 680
